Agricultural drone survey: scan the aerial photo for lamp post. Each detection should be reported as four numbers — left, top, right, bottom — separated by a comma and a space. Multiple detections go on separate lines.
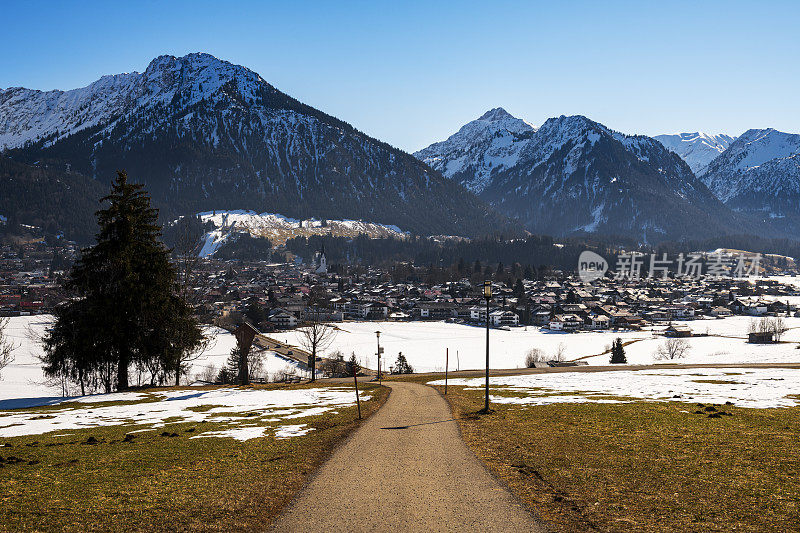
375, 330, 382, 384
483, 280, 492, 412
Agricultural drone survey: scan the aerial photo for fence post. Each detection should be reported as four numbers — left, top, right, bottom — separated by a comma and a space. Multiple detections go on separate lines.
353, 367, 362, 420
445, 348, 449, 395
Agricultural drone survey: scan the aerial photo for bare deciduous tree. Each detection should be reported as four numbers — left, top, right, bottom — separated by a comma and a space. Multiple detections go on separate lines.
297, 305, 337, 382
0, 317, 16, 378
196, 364, 217, 383
553, 342, 567, 362
772, 317, 787, 342
747, 316, 787, 342
655, 337, 690, 360
525, 348, 546, 368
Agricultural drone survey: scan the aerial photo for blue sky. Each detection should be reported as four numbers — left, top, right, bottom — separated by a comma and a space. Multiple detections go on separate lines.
2, 0, 798, 152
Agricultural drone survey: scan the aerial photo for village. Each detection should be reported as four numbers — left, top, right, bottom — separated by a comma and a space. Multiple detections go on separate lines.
4, 240, 800, 346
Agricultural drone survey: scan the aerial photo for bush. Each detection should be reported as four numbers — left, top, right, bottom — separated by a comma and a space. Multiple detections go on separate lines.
525, 348, 546, 368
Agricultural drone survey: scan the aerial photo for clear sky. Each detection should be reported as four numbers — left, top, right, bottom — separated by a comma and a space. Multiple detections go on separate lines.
2, 0, 798, 152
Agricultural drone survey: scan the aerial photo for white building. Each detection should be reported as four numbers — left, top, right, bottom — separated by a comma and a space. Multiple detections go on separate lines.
489, 310, 519, 327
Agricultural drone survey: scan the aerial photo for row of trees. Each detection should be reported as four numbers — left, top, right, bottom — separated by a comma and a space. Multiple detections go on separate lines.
40, 172, 206, 394
749, 317, 788, 341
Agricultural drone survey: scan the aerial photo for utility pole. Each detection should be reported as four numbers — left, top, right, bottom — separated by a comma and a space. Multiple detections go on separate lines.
375, 330, 382, 384
483, 280, 492, 412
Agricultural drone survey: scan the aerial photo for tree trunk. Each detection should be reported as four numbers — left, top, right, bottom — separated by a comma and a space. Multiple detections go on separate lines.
238, 346, 249, 385
310, 346, 316, 382
118, 347, 130, 391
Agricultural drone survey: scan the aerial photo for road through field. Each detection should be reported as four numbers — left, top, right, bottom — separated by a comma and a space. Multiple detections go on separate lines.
272, 381, 542, 532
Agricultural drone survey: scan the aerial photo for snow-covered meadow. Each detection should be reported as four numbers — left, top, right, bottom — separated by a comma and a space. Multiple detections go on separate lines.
0, 315, 303, 403
271, 317, 800, 372
431, 367, 800, 409
0, 386, 367, 440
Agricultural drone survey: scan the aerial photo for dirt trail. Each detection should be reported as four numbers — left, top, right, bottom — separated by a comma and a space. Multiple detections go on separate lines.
272, 381, 542, 532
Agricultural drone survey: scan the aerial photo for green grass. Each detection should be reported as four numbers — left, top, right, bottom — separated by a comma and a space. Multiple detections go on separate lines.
432, 383, 800, 533
0, 383, 388, 532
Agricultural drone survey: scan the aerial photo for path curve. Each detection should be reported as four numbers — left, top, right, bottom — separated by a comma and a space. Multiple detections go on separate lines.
272, 381, 543, 532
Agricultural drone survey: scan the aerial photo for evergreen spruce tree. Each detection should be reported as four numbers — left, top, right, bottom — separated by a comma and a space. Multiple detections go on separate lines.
346, 353, 361, 376
217, 347, 241, 384
42, 171, 204, 391
609, 337, 627, 364
393, 352, 414, 374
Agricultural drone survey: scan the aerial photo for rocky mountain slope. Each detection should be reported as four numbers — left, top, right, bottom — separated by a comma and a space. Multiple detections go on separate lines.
655, 132, 736, 174
700, 128, 800, 232
417, 111, 741, 242
414, 108, 535, 193
0, 53, 515, 240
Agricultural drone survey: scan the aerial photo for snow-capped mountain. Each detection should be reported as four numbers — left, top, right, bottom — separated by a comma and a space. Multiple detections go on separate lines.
418, 111, 741, 242
1, 53, 514, 239
654, 132, 736, 175
414, 108, 535, 193
700, 128, 800, 229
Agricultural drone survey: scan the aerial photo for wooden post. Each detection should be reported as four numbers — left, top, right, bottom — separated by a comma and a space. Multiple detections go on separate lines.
353, 367, 362, 420
445, 348, 449, 395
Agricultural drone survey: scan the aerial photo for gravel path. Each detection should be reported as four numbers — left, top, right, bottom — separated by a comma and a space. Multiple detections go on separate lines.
272, 381, 542, 532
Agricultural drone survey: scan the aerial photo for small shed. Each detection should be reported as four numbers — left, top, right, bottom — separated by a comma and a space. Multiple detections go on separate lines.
748, 331, 775, 344
664, 325, 692, 338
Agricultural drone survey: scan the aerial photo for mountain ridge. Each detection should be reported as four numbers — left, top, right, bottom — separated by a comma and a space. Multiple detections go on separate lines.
416, 110, 745, 242
654, 132, 736, 175
700, 128, 800, 231
1, 53, 518, 240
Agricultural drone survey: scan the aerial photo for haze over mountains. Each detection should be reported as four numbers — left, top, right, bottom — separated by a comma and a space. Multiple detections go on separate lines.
1, 53, 798, 246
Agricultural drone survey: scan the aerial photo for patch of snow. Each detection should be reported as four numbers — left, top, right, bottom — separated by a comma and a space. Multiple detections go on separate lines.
0, 386, 366, 438
274, 424, 312, 439
431, 367, 800, 409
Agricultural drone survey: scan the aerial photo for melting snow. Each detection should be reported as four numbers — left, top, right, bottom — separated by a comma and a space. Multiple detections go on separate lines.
0, 386, 366, 438
431, 367, 800, 409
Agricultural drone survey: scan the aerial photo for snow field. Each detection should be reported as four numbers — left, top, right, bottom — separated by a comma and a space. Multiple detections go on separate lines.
430, 367, 800, 409
0, 386, 368, 440
271, 318, 800, 373
0, 316, 304, 402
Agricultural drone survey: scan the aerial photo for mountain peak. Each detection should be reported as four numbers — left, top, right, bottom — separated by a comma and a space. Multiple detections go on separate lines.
655, 131, 737, 174
414, 108, 536, 193
477, 107, 514, 121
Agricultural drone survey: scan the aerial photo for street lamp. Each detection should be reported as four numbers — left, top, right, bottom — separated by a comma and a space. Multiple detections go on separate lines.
375, 330, 382, 384
483, 280, 492, 412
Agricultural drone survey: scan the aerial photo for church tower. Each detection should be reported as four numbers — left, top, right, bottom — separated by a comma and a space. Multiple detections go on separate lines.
315, 243, 328, 274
